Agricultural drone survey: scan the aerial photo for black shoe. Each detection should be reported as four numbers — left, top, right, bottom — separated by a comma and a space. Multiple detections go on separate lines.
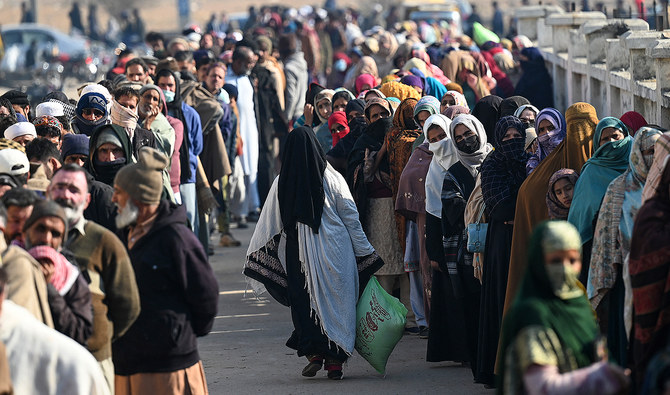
302, 355, 323, 377
405, 326, 420, 335
327, 369, 343, 380
207, 246, 214, 256
247, 211, 260, 222
419, 326, 429, 339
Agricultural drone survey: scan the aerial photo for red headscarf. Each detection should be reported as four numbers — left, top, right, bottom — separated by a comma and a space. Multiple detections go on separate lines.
328, 111, 350, 146
620, 111, 648, 137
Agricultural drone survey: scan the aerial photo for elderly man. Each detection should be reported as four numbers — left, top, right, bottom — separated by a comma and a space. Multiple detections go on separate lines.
23, 200, 93, 345
111, 147, 218, 394
47, 164, 140, 393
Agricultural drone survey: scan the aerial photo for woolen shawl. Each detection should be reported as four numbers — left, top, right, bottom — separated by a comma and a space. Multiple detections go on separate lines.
505, 102, 597, 313
498, 220, 598, 392
568, 117, 632, 244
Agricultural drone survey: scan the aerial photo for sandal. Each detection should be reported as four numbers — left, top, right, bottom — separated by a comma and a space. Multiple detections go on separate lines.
301, 355, 323, 377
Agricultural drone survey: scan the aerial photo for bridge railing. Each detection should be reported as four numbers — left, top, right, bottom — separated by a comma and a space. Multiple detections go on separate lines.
515, 6, 670, 126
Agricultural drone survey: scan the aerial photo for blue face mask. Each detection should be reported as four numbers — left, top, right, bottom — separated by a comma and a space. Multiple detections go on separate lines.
163, 90, 176, 103
334, 59, 347, 72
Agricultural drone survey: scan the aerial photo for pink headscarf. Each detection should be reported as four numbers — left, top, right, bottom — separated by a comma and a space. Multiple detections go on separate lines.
355, 74, 377, 95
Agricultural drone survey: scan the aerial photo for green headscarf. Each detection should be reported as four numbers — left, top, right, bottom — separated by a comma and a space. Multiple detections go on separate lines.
497, 220, 598, 393
567, 117, 632, 243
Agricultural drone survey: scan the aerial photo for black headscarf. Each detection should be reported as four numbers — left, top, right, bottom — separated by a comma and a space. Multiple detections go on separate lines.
472, 95, 503, 147
278, 126, 327, 234
500, 95, 530, 117
515, 47, 554, 110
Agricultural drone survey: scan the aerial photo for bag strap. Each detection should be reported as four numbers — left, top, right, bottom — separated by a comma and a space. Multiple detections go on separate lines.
476, 203, 486, 224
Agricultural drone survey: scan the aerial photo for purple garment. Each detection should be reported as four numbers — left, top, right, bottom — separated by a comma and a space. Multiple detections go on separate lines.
401, 75, 424, 90
526, 107, 567, 175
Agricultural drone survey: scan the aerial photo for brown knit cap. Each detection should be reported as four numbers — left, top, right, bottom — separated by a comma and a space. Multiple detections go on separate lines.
114, 147, 168, 205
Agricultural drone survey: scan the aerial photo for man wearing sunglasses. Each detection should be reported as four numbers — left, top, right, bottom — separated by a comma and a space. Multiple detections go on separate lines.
72, 91, 110, 136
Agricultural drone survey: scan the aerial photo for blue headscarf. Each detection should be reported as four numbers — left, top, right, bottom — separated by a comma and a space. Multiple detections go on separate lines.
567, 117, 633, 244
424, 77, 447, 100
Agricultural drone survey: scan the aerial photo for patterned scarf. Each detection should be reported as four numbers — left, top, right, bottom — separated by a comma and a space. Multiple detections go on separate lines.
480, 116, 529, 215
546, 168, 579, 220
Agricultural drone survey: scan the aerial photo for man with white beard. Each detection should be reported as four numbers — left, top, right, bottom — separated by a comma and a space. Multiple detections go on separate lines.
46, 164, 140, 394
110, 147, 218, 394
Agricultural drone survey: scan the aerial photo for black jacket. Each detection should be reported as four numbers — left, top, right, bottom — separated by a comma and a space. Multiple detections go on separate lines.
47, 271, 93, 346
112, 201, 219, 375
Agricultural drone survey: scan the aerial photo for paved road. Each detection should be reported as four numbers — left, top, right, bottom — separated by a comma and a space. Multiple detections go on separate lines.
199, 224, 493, 394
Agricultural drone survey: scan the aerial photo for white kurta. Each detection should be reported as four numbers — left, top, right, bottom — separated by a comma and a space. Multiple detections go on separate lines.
247, 165, 375, 354
0, 300, 110, 395
226, 69, 259, 182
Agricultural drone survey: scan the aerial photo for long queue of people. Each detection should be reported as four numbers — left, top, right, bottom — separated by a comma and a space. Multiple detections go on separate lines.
209, 5, 669, 394
0, 3, 668, 394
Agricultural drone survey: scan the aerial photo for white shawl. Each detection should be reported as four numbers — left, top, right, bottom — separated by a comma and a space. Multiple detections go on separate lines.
247, 164, 374, 354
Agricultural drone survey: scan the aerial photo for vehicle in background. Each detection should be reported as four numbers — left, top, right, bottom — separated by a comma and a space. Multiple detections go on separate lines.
401, 0, 469, 38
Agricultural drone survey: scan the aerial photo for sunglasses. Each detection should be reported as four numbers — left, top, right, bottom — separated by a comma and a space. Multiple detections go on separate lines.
82, 108, 104, 117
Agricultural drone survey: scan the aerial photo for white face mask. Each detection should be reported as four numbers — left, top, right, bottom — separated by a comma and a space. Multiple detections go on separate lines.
428, 138, 452, 157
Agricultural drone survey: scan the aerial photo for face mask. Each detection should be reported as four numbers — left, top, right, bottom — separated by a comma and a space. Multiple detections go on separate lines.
522, 120, 535, 130
334, 59, 347, 72
546, 264, 580, 299
538, 127, 558, 146
456, 134, 479, 154
428, 138, 452, 158
163, 90, 175, 103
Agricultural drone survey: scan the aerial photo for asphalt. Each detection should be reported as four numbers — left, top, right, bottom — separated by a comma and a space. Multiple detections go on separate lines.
198, 223, 494, 395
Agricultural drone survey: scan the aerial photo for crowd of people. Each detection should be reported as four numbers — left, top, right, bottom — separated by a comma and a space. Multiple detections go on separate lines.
0, 1, 668, 394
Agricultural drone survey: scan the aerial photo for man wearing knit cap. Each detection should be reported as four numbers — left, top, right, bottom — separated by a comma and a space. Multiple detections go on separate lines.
4, 122, 37, 147
22, 199, 94, 345
111, 146, 218, 394
72, 91, 109, 136
61, 134, 90, 168
87, 124, 133, 187
0, 90, 31, 121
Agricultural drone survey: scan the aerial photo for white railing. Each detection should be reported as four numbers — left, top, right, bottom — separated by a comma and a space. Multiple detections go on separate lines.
515, 6, 670, 126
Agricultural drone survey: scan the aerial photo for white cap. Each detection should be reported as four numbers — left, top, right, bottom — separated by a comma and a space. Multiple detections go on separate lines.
35, 101, 65, 117
0, 149, 29, 176
4, 122, 37, 140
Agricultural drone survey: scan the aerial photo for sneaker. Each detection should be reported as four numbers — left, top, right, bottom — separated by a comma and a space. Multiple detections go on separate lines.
219, 234, 241, 247
302, 355, 323, 377
237, 217, 248, 229
419, 326, 429, 339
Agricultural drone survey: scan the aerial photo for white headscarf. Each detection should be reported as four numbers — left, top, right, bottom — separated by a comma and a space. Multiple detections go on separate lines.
449, 114, 493, 177
424, 114, 458, 218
